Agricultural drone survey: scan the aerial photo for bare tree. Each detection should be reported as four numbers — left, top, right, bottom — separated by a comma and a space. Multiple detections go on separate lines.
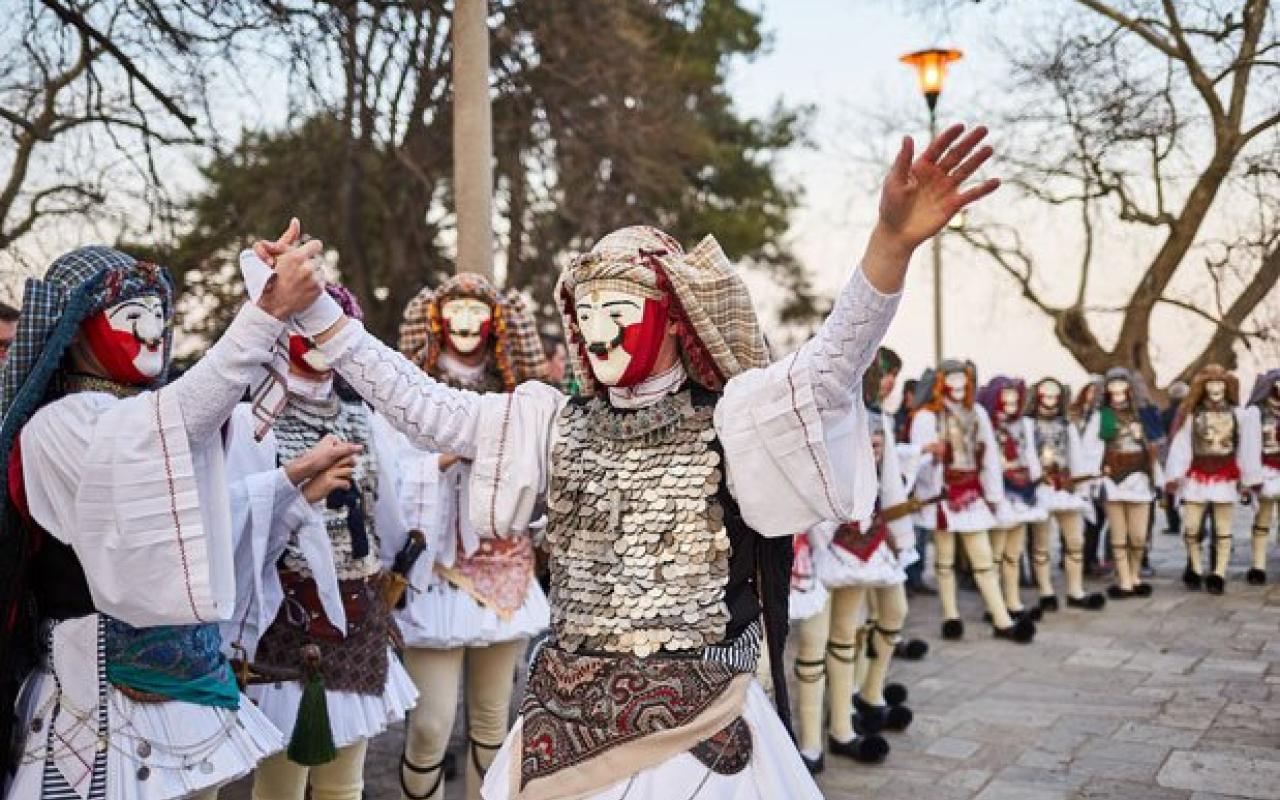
955, 0, 1279, 393
0, 1, 267, 272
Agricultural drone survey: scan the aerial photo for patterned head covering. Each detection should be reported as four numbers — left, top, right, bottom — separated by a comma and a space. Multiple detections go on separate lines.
1101, 367, 1149, 408
1025, 377, 1069, 419
1, 246, 174, 435
921, 358, 978, 410
398, 272, 547, 392
1248, 369, 1280, 406
977, 375, 1025, 421
324, 283, 364, 322
556, 225, 769, 396
1172, 364, 1239, 436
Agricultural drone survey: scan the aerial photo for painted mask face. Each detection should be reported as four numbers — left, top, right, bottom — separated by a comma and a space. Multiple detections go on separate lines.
999, 386, 1020, 417
943, 371, 968, 403
1038, 382, 1062, 415
574, 286, 670, 388
1204, 379, 1226, 405
1106, 378, 1130, 408
288, 334, 331, 376
440, 297, 492, 355
81, 295, 166, 385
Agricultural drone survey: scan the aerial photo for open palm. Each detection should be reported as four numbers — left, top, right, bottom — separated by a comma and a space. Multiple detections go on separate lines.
879, 124, 999, 248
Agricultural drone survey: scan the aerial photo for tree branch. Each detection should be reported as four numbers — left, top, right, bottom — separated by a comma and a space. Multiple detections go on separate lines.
38, 0, 199, 131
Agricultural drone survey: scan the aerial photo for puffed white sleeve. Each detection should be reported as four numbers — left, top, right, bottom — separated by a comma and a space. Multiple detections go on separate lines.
976, 406, 1005, 504
368, 412, 412, 565
222, 405, 336, 658
715, 266, 900, 537
1081, 413, 1105, 476
1164, 421, 1192, 484
22, 389, 242, 627
1067, 422, 1088, 478
317, 319, 485, 457
165, 302, 288, 445
1237, 407, 1263, 488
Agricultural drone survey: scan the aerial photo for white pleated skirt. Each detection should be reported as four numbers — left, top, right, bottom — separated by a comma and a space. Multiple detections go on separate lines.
246, 648, 418, 749
397, 576, 550, 649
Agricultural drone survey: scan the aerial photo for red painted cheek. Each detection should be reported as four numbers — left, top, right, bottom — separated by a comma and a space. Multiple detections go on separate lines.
616, 299, 670, 387
288, 334, 327, 377
82, 312, 149, 385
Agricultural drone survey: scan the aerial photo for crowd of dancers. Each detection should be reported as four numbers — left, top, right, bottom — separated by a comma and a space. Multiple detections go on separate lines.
0, 122, 1265, 800
785, 352, 1280, 773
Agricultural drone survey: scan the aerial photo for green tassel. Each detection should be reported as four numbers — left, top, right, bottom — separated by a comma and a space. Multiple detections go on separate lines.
1098, 407, 1118, 441
287, 649, 337, 766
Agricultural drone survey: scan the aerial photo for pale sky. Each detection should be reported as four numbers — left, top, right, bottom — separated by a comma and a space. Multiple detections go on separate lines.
727, 1, 1277, 399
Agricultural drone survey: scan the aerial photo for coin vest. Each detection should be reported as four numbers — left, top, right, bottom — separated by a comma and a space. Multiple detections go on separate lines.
942, 406, 982, 470
1263, 406, 1280, 457
1192, 407, 1236, 458
545, 386, 762, 658
1033, 416, 1069, 474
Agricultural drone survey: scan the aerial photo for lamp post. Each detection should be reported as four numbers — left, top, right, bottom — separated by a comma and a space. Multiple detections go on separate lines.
900, 48, 963, 364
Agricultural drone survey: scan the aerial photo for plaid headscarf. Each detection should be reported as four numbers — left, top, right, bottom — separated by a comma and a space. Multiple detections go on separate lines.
398, 272, 547, 391
556, 225, 770, 396
1, 246, 174, 434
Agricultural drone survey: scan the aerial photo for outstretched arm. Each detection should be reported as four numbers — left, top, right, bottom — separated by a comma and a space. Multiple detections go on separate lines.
314, 319, 483, 458
804, 125, 999, 423
242, 223, 486, 458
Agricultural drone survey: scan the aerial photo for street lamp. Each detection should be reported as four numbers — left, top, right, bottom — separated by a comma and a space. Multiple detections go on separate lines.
900, 48, 963, 364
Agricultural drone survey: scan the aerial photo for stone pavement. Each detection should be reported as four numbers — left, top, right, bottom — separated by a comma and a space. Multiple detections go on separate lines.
224, 515, 1280, 799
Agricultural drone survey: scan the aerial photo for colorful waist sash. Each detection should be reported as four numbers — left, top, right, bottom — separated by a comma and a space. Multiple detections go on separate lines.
1188, 455, 1240, 484
102, 617, 239, 709
516, 645, 752, 800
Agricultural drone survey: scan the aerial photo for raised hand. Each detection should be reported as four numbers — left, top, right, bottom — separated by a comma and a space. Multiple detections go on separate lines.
879, 124, 998, 248
862, 123, 1000, 293
256, 237, 324, 322
253, 217, 302, 267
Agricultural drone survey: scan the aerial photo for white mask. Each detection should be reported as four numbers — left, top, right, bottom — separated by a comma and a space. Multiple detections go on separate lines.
1000, 386, 1020, 416
441, 297, 492, 355
574, 287, 667, 388
1038, 382, 1061, 414
943, 371, 968, 402
1106, 378, 1130, 408
1205, 379, 1226, 404
98, 296, 166, 380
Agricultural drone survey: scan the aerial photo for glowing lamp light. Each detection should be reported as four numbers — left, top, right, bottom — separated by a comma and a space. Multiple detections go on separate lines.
900, 48, 963, 111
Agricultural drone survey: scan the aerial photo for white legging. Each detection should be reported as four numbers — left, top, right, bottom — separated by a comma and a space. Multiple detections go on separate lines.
401, 641, 523, 800
251, 739, 369, 800
933, 529, 1012, 628
1183, 501, 1235, 578
987, 526, 1027, 613
1255, 498, 1278, 570
1030, 511, 1087, 599
793, 584, 908, 755
1106, 501, 1150, 590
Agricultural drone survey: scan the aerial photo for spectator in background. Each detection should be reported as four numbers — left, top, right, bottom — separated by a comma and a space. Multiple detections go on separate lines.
0, 301, 18, 371
895, 377, 919, 443
1161, 381, 1190, 535
541, 332, 574, 393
